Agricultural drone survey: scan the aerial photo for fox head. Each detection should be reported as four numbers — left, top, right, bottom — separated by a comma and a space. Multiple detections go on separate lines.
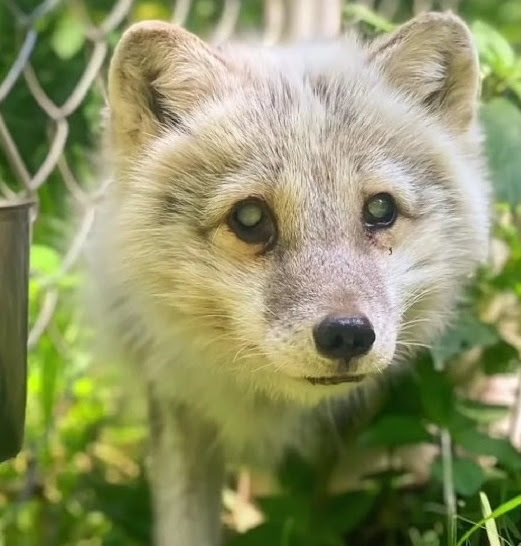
99, 13, 490, 404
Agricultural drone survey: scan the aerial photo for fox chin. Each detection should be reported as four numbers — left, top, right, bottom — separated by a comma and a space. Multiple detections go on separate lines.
89, 11, 490, 546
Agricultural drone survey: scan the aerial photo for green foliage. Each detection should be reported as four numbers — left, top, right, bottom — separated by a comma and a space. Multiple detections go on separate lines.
51, 8, 86, 60
1, 2, 521, 546
457, 493, 521, 546
480, 99, 521, 205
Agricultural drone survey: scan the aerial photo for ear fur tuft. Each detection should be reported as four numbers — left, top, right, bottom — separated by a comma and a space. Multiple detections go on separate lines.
369, 12, 481, 133
108, 21, 229, 155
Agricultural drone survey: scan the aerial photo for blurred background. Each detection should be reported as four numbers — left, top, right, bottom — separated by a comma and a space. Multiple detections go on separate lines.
0, 1, 520, 545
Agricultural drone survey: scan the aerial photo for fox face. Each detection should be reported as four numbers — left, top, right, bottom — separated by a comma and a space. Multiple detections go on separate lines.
99, 13, 490, 404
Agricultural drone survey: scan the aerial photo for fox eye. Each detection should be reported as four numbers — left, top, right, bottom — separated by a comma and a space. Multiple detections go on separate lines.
363, 193, 397, 228
228, 198, 276, 246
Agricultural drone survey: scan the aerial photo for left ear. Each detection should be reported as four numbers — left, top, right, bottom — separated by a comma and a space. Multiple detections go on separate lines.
369, 12, 480, 133
107, 21, 231, 160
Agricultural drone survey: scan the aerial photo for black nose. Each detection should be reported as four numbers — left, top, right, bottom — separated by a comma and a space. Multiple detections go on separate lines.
313, 314, 375, 360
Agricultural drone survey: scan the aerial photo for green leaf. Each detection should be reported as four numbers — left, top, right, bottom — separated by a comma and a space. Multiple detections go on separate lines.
277, 451, 317, 496
416, 358, 456, 427
86, 475, 152, 543
343, 4, 395, 32
431, 457, 486, 496
472, 21, 516, 77
357, 415, 432, 448
31, 244, 61, 276
481, 341, 519, 375
456, 398, 510, 424
480, 98, 521, 206
257, 495, 310, 526
320, 490, 376, 534
37, 337, 61, 433
379, 368, 423, 415
51, 11, 85, 60
133, 2, 172, 21
431, 312, 499, 368
510, 78, 521, 102
452, 428, 521, 470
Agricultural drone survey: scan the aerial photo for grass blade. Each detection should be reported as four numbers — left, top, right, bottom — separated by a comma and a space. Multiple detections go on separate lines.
457, 494, 521, 546
480, 492, 501, 546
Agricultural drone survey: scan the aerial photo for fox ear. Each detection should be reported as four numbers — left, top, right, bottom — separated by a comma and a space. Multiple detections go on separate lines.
370, 12, 480, 133
107, 21, 229, 155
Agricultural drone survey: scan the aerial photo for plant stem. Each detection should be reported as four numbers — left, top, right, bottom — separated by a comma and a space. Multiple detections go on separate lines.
441, 429, 457, 546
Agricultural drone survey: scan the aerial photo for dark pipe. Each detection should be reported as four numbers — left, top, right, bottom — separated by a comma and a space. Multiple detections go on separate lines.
0, 201, 31, 462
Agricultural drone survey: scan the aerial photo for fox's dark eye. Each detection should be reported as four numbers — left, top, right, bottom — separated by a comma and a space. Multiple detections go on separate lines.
363, 193, 397, 228
228, 198, 276, 247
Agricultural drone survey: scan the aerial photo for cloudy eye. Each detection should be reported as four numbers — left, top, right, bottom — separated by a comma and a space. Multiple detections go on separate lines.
236, 202, 263, 227
363, 193, 397, 228
228, 198, 277, 247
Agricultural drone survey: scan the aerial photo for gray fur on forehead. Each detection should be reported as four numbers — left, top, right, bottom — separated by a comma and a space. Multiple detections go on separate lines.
192, 53, 422, 160
153, 56, 462, 231
189, 68, 450, 188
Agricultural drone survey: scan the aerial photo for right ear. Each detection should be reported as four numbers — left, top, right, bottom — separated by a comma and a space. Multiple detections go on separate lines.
368, 12, 480, 134
107, 21, 230, 157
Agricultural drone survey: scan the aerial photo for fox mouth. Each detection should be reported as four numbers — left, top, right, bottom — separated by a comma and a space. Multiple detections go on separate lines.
306, 374, 366, 386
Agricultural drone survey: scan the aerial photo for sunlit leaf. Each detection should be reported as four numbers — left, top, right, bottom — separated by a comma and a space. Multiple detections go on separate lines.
132, 2, 171, 22
50, 11, 85, 60
456, 399, 510, 424
31, 245, 61, 276
343, 4, 395, 32
472, 21, 516, 77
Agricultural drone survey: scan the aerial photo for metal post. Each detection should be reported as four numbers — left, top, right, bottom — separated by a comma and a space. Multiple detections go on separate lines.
0, 200, 31, 462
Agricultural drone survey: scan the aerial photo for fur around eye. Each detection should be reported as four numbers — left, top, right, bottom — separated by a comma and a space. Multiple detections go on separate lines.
363, 193, 397, 228
228, 198, 277, 247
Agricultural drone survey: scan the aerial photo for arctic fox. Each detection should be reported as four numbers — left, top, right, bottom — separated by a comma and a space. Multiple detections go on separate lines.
90, 11, 490, 546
